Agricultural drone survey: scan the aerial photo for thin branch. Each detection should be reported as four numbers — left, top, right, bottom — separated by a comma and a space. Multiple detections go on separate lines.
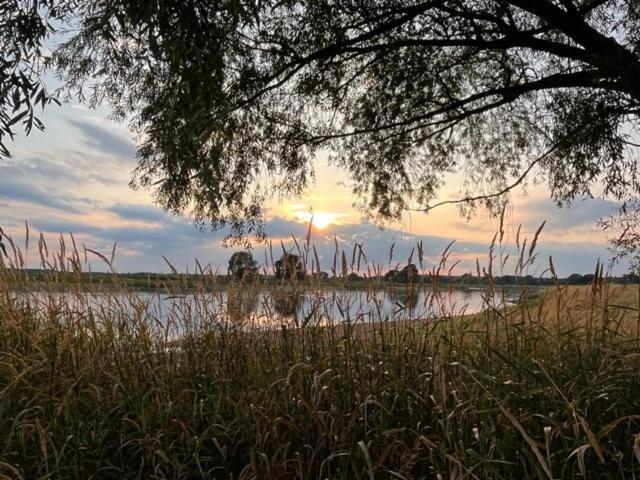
416, 143, 559, 212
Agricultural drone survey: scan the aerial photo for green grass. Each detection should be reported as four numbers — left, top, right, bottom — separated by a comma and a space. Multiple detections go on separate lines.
0, 230, 639, 479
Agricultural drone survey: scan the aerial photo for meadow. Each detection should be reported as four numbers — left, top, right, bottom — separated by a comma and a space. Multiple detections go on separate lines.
0, 229, 639, 479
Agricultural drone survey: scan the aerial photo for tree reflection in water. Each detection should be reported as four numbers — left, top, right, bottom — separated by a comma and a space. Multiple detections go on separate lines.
273, 293, 300, 319
226, 287, 259, 322
386, 288, 419, 314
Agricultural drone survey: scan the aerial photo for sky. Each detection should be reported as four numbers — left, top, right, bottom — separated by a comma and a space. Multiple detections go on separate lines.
0, 101, 628, 277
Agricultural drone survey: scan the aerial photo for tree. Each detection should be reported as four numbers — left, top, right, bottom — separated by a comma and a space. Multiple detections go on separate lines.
275, 253, 305, 280
346, 272, 362, 282
398, 264, 419, 284
567, 273, 584, 284
385, 263, 419, 283
5, 1, 640, 241
228, 251, 258, 279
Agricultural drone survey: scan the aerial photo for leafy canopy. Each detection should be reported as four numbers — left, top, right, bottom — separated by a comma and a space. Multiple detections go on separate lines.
275, 253, 305, 280
4, 0, 640, 241
228, 250, 258, 279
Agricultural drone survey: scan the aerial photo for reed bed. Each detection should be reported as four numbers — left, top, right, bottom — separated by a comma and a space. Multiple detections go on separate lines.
0, 228, 639, 479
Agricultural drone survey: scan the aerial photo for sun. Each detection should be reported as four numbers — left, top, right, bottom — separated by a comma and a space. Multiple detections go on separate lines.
311, 213, 335, 229
292, 210, 340, 230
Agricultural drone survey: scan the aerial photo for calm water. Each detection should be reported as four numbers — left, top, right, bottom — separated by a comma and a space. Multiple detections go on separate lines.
22, 287, 518, 331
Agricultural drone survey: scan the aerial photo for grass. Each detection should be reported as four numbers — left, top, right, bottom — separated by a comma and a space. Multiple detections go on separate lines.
0, 227, 639, 479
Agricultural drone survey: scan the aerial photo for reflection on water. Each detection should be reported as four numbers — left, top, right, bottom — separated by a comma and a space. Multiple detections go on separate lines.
227, 289, 259, 322
19, 287, 518, 333
272, 293, 300, 317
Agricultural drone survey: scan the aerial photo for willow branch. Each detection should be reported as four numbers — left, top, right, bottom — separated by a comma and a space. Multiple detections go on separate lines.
417, 144, 559, 212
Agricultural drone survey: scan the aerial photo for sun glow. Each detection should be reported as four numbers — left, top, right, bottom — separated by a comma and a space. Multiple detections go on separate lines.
293, 210, 342, 230
311, 213, 335, 229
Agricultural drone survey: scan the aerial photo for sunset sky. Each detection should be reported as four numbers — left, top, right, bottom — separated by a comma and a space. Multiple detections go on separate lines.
0, 102, 627, 276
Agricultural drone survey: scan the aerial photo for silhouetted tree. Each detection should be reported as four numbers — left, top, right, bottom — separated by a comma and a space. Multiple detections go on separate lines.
385, 264, 419, 283
567, 273, 584, 284
399, 264, 419, 284
228, 251, 258, 280
384, 269, 399, 282
275, 253, 305, 280
4, 1, 640, 243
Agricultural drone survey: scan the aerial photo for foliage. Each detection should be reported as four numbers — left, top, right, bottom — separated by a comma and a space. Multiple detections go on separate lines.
3, 1, 640, 239
275, 252, 306, 280
0, 0, 66, 156
227, 250, 258, 279
385, 263, 419, 283
602, 201, 640, 273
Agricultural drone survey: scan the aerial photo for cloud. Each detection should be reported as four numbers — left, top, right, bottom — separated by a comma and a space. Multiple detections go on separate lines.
66, 118, 136, 159
0, 154, 122, 187
109, 203, 174, 224
26, 201, 227, 259
0, 177, 89, 214
521, 197, 620, 231
32, 215, 211, 249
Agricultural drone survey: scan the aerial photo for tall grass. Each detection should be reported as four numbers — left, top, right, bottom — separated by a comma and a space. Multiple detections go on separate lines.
0, 226, 639, 479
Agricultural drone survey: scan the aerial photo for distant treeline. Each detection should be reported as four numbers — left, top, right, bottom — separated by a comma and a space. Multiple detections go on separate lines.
13, 268, 639, 289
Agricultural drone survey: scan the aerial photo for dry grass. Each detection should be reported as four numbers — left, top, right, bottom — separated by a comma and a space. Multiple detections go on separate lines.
0, 228, 639, 479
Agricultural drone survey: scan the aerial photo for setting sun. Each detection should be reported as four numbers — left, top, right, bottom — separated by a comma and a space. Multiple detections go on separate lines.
290, 210, 342, 230
310, 213, 335, 229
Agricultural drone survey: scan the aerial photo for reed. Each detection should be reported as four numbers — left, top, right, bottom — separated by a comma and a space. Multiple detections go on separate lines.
0, 226, 639, 479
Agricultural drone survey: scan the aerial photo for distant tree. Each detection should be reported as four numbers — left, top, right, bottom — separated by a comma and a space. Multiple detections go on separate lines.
459, 272, 479, 285
275, 253, 305, 280
499, 275, 517, 285
310, 270, 329, 281
228, 251, 258, 280
5, 1, 640, 245
346, 272, 362, 282
398, 264, 419, 284
385, 264, 418, 283
384, 269, 400, 282
567, 273, 583, 284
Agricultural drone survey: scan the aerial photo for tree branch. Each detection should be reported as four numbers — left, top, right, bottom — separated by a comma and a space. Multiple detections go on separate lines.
305, 69, 607, 144
416, 143, 559, 212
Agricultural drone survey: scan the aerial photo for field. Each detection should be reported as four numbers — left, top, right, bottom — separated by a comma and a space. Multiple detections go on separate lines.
1, 234, 640, 479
